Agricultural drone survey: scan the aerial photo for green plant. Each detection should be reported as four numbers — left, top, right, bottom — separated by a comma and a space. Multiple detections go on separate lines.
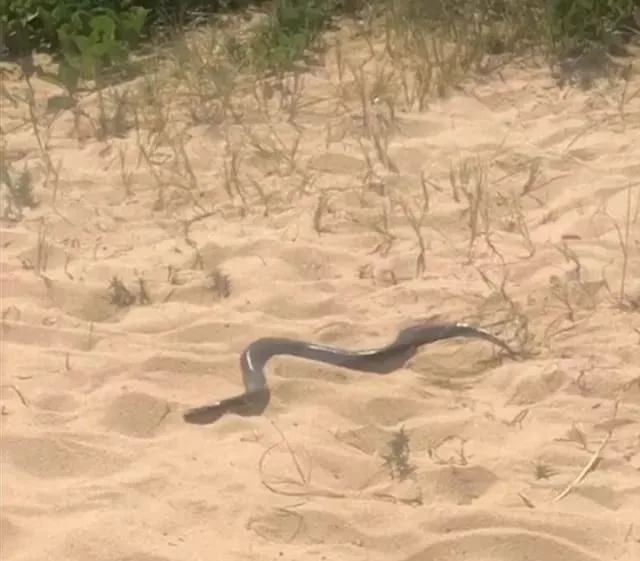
55, 7, 148, 87
548, 0, 639, 52
0, 161, 39, 220
1, 0, 147, 57
1, 0, 55, 55
251, 0, 337, 72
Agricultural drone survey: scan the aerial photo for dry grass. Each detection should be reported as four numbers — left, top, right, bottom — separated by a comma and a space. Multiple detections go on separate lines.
2, 0, 636, 405
1, 6, 636, 365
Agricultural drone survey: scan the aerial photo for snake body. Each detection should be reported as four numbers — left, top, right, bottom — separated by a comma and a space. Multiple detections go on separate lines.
183, 322, 516, 425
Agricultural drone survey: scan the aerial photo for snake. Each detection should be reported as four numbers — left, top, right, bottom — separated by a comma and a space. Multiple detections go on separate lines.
182, 321, 516, 425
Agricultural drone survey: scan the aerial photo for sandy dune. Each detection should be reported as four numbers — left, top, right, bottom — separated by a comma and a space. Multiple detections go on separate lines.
2, 35, 640, 561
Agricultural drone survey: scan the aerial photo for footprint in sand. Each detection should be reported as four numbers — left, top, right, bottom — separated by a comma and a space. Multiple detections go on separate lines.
416, 465, 498, 505
249, 508, 367, 546
35, 391, 80, 414
2, 434, 128, 478
403, 528, 608, 561
101, 391, 170, 439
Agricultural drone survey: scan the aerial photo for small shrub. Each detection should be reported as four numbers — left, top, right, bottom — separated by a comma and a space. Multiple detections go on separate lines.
547, 0, 640, 53
1, 1, 146, 57
251, 0, 337, 72
55, 7, 148, 83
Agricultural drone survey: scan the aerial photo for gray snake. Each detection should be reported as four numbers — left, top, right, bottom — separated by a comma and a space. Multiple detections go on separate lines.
183, 321, 516, 425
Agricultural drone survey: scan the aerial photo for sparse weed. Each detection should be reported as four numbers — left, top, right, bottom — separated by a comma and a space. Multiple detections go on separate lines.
0, 161, 39, 220
382, 426, 416, 481
108, 276, 136, 308
395, 178, 430, 278
601, 185, 640, 310
209, 269, 232, 299
533, 459, 556, 480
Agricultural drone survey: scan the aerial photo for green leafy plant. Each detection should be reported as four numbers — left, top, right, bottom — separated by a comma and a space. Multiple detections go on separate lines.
548, 0, 640, 53
31, 5, 148, 109
251, 0, 337, 72
1, 1, 142, 56
60, 8, 147, 81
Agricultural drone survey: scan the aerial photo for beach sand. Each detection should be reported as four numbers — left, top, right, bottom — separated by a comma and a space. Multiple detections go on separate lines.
2, 30, 639, 561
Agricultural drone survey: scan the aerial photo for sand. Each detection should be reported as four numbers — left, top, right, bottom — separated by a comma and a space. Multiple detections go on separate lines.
1, 36, 640, 561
